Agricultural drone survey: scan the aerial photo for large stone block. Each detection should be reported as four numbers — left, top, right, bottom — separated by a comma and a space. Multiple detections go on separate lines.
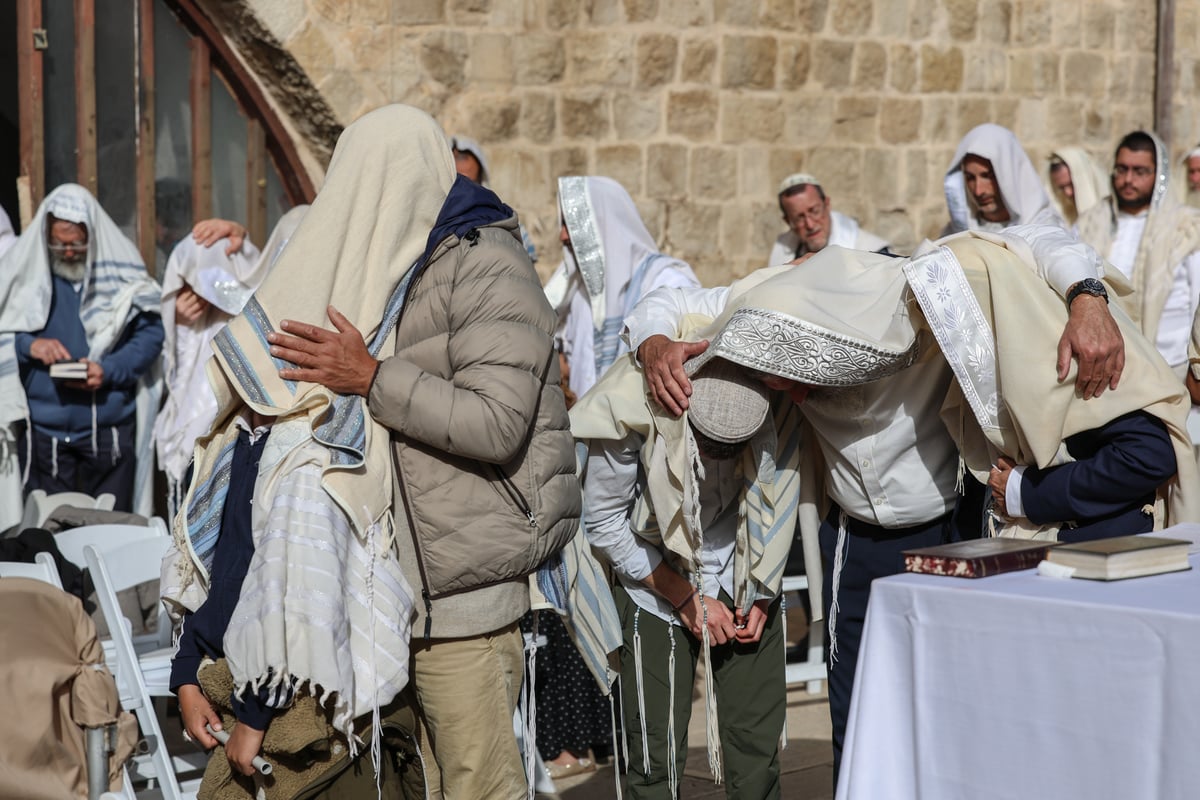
813, 41, 855, 89
310, 0, 349, 23
450, 0, 491, 15
956, 97, 992, 138
833, 97, 880, 144
875, 209, 916, 254
420, 31, 468, 89
720, 95, 785, 143
979, 0, 1012, 44
853, 41, 886, 90
760, 0, 800, 30
783, 96, 834, 141
593, 145, 644, 194
339, 23, 392, 73
1008, 51, 1059, 94
1116, 2, 1156, 52
636, 198, 665, 241
905, 148, 928, 203
637, 34, 679, 88
667, 89, 719, 140
567, 32, 634, 87
874, 0, 909, 38
1014, 96, 1047, 145
623, 0, 659, 23
779, 39, 811, 90
1012, 0, 1051, 45
316, 70, 364, 125
550, 146, 591, 181
807, 146, 862, 197
798, 0, 830, 33
515, 35, 566, 85
660, 0, 711, 26
681, 39, 717, 84
921, 97, 955, 142
352, 0, 390, 25
831, 0, 873, 35
721, 35, 778, 90
647, 143, 689, 198
1081, 4, 1115, 49
546, 0, 580, 29
767, 148, 808, 188
1048, 99, 1083, 143
511, 149, 552, 209
1083, 107, 1110, 145
1062, 51, 1107, 96
890, 44, 917, 91
720, 204, 757, 261
963, 49, 1006, 92
466, 33, 514, 85
739, 147, 772, 198
715, 0, 756, 26
1051, 0, 1081, 47
250, 0, 308, 40
663, 201, 721, 256
520, 92, 557, 141
469, 96, 522, 141
562, 92, 612, 138
880, 98, 922, 144
690, 146, 738, 198
585, 0, 626, 24
946, 0, 979, 41
613, 92, 662, 138
287, 21, 337, 77
750, 201, 782, 256
919, 45, 964, 92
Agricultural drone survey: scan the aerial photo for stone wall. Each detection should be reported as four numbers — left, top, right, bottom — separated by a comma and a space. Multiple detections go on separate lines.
238, 0, 1200, 285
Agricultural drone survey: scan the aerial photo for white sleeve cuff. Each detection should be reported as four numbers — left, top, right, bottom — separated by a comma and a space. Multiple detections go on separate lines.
1005, 464, 1028, 518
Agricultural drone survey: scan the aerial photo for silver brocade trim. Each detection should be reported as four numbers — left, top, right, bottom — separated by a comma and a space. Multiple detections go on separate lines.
558, 176, 606, 302
692, 307, 920, 387
902, 246, 1002, 431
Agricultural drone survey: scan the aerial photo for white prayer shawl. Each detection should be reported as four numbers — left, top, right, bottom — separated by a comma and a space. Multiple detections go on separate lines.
545, 176, 699, 397
1047, 147, 1111, 226
767, 210, 890, 266
0, 205, 15, 258
0, 184, 162, 517
155, 236, 262, 489
944, 123, 1065, 233
1076, 133, 1200, 353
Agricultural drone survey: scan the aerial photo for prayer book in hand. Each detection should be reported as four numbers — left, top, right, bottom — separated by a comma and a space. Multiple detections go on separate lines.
49, 361, 89, 381
1043, 535, 1191, 581
904, 537, 1058, 578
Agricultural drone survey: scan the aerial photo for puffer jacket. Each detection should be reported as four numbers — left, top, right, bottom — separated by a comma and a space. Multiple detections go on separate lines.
367, 213, 580, 606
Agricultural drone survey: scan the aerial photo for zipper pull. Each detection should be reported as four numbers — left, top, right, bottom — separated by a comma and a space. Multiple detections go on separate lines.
463, 229, 480, 246
422, 589, 433, 640
525, 510, 537, 529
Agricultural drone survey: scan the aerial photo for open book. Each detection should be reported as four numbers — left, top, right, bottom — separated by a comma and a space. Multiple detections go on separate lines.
1043, 535, 1191, 581
49, 361, 89, 381
904, 538, 1058, 578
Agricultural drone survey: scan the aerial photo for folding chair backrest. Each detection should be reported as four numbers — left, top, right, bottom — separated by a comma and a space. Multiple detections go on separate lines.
83, 541, 182, 800
53, 519, 168, 570
0, 552, 64, 589
19, 489, 118, 531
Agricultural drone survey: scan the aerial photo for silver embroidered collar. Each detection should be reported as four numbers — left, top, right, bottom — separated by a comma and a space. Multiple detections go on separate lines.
558, 176, 606, 301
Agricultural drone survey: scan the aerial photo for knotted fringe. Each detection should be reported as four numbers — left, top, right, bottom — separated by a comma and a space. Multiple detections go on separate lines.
779, 593, 788, 752
608, 689, 623, 800
618, 673, 630, 769
50, 436, 59, 479
110, 425, 120, 466
698, 592, 722, 785
955, 452, 966, 495
632, 607, 651, 775
90, 399, 98, 457
364, 508, 384, 800
21, 413, 32, 486
666, 624, 679, 797
828, 510, 849, 664
522, 611, 541, 800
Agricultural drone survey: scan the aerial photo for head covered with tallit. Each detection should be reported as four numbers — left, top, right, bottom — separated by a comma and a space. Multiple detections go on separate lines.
945, 123, 1061, 232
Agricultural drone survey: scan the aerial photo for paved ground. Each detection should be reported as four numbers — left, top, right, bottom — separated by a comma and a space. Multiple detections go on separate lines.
547, 681, 834, 799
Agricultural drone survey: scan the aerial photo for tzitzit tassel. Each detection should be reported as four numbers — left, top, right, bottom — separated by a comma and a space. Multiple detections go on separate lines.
828, 510, 849, 664
523, 611, 540, 800
609, 690, 623, 800
666, 624, 679, 797
50, 436, 59, 480
779, 593, 788, 751
110, 425, 121, 466
632, 608, 651, 775
90, 400, 98, 457
699, 593, 722, 784
363, 507, 382, 798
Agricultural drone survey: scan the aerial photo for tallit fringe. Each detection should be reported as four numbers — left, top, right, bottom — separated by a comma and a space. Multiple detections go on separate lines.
632, 607, 651, 775
617, 672, 630, 770
21, 413, 31, 486
778, 592, 788, 751
91, 399, 98, 458
828, 510, 849, 664
666, 624, 679, 797
364, 508, 383, 800
111, 425, 121, 466
50, 436, 59, 480
608, 690, 624, 799
522, 611, 541, 800
698, 594, 722, 785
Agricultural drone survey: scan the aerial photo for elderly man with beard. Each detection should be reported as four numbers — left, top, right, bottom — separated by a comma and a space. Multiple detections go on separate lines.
0, 185, 162, 513
767, 173, 891, 266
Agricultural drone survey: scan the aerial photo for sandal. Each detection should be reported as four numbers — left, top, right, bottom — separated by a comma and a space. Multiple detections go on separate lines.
545, 757, 597, 779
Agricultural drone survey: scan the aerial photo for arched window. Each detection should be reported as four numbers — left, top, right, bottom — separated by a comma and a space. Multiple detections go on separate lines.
8, 0, 316, 275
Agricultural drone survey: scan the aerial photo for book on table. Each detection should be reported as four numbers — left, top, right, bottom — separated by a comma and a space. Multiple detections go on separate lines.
903, 537, 1058, 578
1043, 535, 1191, 581
49, 361, 88, 381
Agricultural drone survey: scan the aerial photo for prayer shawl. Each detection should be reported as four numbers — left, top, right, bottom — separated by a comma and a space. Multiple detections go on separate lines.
154, 235, 263, 495
1076, 132, 1200, 356
0, 204, 15, 258
1047, 147, 1111, 226
161, 104, 461, 746
0, 184, 162, 518
944, 123, 1064, 233
544, 176, 699, 397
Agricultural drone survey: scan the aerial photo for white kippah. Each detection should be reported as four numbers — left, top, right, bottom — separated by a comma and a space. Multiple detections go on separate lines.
1185, 146, 1200, 162
777, 172, 822, 196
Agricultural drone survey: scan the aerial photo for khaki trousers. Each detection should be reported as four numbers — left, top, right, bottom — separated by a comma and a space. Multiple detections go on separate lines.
410, 622, 526, 800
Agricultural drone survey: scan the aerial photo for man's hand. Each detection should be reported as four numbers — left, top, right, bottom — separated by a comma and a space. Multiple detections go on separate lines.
637, 334, 709, 416
193, 218, 247, 256
63, 360, 103, 391
225, 723, 267, 777
178, 684, 222, 750
1058, 293, 1124, 399
267, 306, 378, 396
988, 456, 1016, 518
677, 593, 738, 645
732, 599, 771, 644
175, 285, 210, 325
29, 337, 71, 365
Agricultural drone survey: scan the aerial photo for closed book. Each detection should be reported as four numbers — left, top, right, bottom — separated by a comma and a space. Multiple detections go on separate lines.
49, 361, 88, 380
1044, 535, 1191, 581
904, 538, 1057, 578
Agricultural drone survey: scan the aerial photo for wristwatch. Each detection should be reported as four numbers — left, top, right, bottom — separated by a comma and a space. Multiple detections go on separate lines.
1066, 278, 1109, 307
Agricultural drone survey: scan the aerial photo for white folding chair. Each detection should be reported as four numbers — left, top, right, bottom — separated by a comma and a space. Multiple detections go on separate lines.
85, 541, 202, 800
19, 489, 117, 531
781, 573, 826, 693
0, 551, 64, 589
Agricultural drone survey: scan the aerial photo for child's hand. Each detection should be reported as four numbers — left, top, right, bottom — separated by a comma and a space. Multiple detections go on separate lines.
178, 684, 222, 749
226, 723, 267, 776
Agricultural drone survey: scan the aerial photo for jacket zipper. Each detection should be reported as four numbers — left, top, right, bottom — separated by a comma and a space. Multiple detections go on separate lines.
489, 464, 538, 530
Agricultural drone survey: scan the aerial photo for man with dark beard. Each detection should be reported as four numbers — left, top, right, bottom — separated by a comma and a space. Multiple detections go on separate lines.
0, 185, 162, 512
1076, 131, 1200, 381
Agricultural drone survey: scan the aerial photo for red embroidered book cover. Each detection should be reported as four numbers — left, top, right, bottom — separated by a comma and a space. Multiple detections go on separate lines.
904, 538, 1058, 578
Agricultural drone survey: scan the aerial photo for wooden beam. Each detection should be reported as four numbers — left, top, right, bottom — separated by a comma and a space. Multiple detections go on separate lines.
74, 0, 97, 195
189, 36, 212, 221
16, 0, 45, 220
1155, 0, 1175, 150
246, 118, 267, 248
135, 0, 157, 268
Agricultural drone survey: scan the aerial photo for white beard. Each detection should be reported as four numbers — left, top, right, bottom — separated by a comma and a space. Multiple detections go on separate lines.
1187, 189, 1200, 210
51, 255, 87, 283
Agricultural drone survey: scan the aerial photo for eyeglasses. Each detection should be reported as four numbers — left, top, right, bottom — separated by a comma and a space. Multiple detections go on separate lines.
787, 203, 828, 225
47, 241, 88, 254
1113, 165, 1154, 179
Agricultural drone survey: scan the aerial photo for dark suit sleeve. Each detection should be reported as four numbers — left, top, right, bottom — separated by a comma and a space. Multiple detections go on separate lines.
1020, 411, 1176, 525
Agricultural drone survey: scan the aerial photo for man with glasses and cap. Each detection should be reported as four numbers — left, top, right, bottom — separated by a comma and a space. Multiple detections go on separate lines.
768, 172, 891, 266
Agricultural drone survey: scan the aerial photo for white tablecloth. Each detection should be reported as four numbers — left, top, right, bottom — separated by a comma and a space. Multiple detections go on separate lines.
837, 539, 1200, 800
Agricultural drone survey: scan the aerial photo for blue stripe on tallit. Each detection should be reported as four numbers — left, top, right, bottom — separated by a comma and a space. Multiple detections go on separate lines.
214, 327, 270, 407
186, 438, 237, 573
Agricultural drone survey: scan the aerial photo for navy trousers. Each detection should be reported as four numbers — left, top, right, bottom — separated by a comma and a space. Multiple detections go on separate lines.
20, 421, 138, 511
